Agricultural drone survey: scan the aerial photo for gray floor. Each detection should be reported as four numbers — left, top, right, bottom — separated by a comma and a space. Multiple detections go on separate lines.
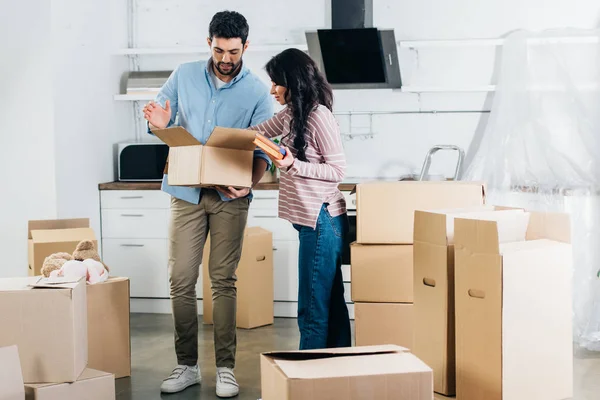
117, 314, 600, 400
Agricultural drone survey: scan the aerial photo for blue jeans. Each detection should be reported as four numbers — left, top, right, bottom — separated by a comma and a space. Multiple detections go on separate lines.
293, 204, 352, 350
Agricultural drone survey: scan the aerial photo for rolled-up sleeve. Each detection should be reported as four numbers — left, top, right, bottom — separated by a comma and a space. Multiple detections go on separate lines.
249, 92, 275, 170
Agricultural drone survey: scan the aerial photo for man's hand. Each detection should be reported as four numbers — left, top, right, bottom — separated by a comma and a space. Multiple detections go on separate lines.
143, 100, 172, 129
215, 186, 251, 199
274, 147, 294, 169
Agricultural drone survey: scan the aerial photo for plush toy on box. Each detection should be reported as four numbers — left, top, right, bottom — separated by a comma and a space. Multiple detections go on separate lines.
40, 240, 109, 284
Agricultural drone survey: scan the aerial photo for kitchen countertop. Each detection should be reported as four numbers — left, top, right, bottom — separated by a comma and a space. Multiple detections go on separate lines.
98, 181, 359, 191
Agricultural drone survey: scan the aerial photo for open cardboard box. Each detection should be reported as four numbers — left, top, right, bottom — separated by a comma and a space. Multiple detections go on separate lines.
0, 345, 25, 400
454, 209, 573, 400
28, 219, 96, 276
412, 205, 516, 395
152, 126, 256, 188
260, 345, 432, 400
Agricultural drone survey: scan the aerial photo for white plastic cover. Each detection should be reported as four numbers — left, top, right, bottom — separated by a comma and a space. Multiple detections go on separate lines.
463, 29, 600, 350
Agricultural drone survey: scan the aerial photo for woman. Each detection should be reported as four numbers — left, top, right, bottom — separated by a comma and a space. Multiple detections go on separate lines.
250, 48, 351, 350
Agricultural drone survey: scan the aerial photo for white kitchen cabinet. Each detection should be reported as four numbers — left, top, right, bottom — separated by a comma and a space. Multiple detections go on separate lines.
101, 208, 170, 239
103, 238, 170, 298
100, 190, 170, 209
99, 186, 353, 318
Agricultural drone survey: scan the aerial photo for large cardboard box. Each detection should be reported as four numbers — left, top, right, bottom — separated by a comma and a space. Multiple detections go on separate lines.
354, 303, 414, 350
24, 369, 115, 400
412, 206, 495, 396
261, 345, 432, 400
351, 243, 413, 303
454, 210, 573, 400
87, 277, 131, 378
0, 346, 24, 400
203, 227, 274, 329
27, 219, 97, 276
355, 181, 485, 244
0, 277, 87, 383
153, 126, 256, 188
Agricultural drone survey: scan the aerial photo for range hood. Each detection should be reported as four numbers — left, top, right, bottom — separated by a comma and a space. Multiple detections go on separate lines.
306, 0, 402, 90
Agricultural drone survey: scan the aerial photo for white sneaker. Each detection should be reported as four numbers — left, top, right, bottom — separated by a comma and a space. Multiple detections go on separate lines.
160, 365, 201, 393
216, 367, 240, 398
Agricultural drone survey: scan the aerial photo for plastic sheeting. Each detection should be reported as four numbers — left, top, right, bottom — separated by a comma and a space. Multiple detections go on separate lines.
463, 29, 600, 350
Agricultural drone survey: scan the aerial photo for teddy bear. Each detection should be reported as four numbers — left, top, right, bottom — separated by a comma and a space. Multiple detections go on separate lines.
41, 252, 73, 278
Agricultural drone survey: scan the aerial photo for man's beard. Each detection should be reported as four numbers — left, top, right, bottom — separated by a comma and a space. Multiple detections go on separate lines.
216, 59, 242, 76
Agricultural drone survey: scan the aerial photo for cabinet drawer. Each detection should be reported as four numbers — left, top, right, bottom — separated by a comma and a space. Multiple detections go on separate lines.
250, 190, 278, 210
103, 239, 170, 298
247, 215, 297, 241
273, 240, 299, 302
101, 209, 169, 239
101, 190, 170, 209
341, 265, 351, 282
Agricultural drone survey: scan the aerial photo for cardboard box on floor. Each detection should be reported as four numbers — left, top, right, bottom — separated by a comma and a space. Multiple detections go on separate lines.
413, 205, 500, 396
0, 277, 87, 384
454, 209, 573, 400
354, 303, 414, 350
0, 346, 25, 400
28, 219, 97, 276
203, 227, 274, 329
260, 345, 432, 400
355, 181, 486, 244
87, 277, 131, 378
25, 369, 115, 400
152, 126, 256, 188
351, 243, 413, 303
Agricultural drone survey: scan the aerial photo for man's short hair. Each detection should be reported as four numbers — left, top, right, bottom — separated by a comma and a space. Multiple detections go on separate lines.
209, 11, 249, 44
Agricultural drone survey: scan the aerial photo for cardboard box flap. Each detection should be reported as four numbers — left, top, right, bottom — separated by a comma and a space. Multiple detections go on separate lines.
205, 127, 257, 151
274, 351, 431, 380
0, 346, 24, 398
454, 210, 530, 254
499, 238, 570, 255
29, 276, 84, 289
30, 227, 96, 243
264, 344, 407, 360
527, 211, 571, 243
414, 211, 449, 246
0, 277, 40, 291
414, 206, 495, 246
28, 218, 89, 239
152, 126, 201, 147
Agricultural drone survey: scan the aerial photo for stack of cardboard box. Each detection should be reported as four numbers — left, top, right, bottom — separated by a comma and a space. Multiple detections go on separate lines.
0, 219, 132, 399
351, 181, 486, 350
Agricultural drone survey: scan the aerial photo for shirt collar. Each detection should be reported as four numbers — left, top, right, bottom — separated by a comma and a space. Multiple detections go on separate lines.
205, 58, 248, 87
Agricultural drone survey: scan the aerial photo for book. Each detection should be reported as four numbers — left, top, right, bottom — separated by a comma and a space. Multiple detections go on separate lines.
253, 132, 286, 160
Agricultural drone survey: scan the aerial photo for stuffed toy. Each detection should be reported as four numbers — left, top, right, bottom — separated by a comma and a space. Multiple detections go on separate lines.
49, 259, 108, 284
41, 252, 73, 278
42, 240, 109, 284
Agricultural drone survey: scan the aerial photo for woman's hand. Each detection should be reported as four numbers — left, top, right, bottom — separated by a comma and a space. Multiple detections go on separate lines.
274, 147, 294, 169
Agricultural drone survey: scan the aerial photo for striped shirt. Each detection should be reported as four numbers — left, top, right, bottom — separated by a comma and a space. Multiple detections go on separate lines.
250, 105, 347, 229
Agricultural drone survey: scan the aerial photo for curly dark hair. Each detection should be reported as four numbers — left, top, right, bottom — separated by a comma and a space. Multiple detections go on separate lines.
208, 11, 249, 44
265, 49, 333, 162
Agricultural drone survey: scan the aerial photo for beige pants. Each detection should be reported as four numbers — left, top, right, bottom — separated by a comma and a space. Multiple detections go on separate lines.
169, 190, 249, 368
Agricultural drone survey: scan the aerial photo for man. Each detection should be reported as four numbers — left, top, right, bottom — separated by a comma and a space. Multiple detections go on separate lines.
142, 10, 272, 398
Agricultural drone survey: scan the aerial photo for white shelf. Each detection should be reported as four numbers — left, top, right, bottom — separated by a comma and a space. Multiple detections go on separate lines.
399, 36, 600, 48
400, 85, 496, 93
114, 93, 156, 101
114, 85, 497, 101
116, 44, 308, 56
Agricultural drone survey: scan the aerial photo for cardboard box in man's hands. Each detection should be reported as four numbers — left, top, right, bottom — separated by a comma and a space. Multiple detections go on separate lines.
152, 126, 257, 188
